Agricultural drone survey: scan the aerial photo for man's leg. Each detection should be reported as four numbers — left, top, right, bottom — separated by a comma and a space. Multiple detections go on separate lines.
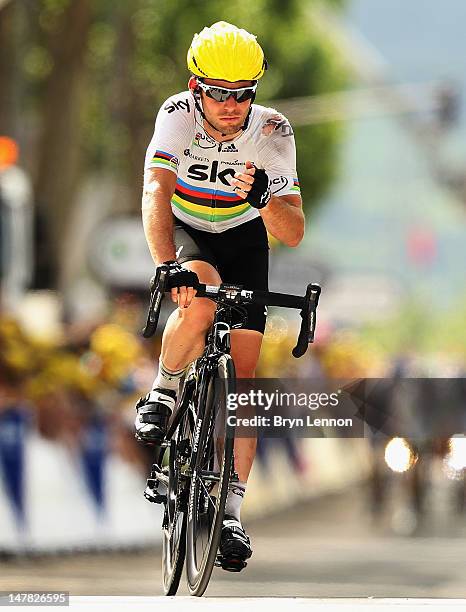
159, 260, 221, 371
135, 260, 221, 443
229, 328, 263, 481
221, 329, 262, 522
165, 265, 262, 487
218, 328, 262, 569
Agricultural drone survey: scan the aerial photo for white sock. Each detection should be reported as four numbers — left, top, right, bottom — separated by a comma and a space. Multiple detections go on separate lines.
152, 358, 185, 393
225, 481, 246, 522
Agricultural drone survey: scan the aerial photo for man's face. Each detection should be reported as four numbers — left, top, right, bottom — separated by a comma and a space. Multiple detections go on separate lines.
198, 78, 254, 136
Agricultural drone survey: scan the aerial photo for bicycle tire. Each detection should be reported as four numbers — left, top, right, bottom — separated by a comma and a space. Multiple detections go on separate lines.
185, 353, 235, 596
162, 404, 193, 595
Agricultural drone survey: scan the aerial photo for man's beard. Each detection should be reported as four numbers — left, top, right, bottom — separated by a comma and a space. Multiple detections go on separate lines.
208, 116, 244, 135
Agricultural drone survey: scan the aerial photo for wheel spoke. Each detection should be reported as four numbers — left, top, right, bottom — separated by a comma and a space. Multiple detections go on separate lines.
196, 474, 217, 511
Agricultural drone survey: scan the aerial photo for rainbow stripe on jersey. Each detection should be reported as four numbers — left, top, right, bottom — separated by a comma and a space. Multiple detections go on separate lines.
171, 177, 251, 223
150, 149, 178, 171
291, 178, 300, 193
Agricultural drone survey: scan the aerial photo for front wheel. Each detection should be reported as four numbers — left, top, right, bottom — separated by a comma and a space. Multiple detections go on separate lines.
162, 405, 193, 595
185, 354, 235, 596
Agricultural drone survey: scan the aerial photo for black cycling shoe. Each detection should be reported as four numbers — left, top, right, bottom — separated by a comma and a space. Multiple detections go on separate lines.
216, 515, 252, 572
134, 388, 176, 444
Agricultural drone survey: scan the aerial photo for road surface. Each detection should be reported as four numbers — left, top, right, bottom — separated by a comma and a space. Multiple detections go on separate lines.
1, 487, 466, 599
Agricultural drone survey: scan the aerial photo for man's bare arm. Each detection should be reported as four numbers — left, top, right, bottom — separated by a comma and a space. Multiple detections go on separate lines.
142, 167, 178, 264
259, 194, 304, 247
232, 162, 305, 247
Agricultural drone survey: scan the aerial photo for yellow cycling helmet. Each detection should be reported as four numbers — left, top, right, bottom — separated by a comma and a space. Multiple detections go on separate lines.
187, 21, 267, 82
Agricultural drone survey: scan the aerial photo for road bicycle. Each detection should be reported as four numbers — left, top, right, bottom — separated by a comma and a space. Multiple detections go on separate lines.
141, 263, 321, 596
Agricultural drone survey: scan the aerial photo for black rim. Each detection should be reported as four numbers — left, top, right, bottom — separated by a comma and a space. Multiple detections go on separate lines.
186, 355, 235, 596
162, 409, 193, 595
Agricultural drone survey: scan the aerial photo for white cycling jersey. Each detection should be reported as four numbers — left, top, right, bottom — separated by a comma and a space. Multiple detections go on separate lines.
144, 91, 300, 233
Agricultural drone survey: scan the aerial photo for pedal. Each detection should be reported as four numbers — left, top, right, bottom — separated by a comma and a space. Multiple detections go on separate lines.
134, 433, 169, 448
143, 476, 166, 504
144, 485, 166, 504
215, 553, 247, 572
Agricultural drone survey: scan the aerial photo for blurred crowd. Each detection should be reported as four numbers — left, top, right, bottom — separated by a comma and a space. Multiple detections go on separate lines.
0, 294, 159, 473
0, 294, 462, 461
1, 292, 466, 544
0, 294, 380, 475
0, 293, 464, 439
1, 292, 464, 474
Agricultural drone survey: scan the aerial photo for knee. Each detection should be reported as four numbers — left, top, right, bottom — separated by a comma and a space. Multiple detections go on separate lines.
177, 299, 216, 333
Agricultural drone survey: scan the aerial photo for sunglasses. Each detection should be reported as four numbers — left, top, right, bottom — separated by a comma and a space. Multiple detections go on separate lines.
196, 80, 257, 103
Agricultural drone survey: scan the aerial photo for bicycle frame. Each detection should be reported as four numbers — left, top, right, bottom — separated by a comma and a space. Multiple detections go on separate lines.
164, 301, 236, 449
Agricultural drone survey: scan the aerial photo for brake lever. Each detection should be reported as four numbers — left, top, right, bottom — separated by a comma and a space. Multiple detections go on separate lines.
142, 264, 169, 338
292, 283, 321, 358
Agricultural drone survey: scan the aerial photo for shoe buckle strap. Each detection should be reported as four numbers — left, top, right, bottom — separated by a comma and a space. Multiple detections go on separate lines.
137, 404, 172, 417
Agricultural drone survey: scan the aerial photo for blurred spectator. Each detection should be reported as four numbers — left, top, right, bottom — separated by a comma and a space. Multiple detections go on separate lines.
0, 136, 33, 311
435, 81, 460, 131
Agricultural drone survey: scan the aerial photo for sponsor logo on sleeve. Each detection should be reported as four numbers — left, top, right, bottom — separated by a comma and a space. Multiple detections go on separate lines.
261, 113, 294, 137
269, 176, 289, 195
164, 98, 191, 114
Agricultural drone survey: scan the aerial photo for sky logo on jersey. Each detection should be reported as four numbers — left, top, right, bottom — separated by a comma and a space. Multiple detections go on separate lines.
164, 98, 190, 114
187, 160, 236, 185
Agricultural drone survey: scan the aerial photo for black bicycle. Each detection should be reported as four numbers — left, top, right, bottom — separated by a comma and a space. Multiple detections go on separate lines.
141, 263, 321, 597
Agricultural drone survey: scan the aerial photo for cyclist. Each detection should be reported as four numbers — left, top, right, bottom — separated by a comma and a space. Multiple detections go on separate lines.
135, 21, 304, 569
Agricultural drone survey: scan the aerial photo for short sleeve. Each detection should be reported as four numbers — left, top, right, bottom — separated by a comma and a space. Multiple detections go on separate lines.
144, 93, 193, 174
256, 113, 301, 198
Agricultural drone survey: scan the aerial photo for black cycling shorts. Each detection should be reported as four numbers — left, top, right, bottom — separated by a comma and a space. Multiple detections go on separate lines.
173, 216, 269, 334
